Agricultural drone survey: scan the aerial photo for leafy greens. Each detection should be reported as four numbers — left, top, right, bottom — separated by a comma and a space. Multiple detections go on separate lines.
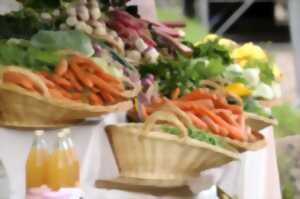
161, 125, 220, 146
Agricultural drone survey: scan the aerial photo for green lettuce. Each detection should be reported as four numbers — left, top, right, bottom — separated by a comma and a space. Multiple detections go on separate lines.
31, 30, 95, 56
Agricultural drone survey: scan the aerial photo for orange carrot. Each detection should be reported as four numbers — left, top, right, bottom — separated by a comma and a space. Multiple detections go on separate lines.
214, 109, 239, 126
201, 116, 221, 135
64, 70, 83, 91
70, 62, 93, 88
100, 92, 115, 104
89, 74, 122, 97
49, 74, 72, 90
187, 112, 208, 129
173, 99, 215, 110
89, 93, 103, 105
71, 55, 121, 85
55, 58, 68, 76
171, 88, 180, 99
195, 105, 245, 141
214, 98, 242, 114
37, 74, 56, 89
3, 71, 36, 91
180, 88, 217, 101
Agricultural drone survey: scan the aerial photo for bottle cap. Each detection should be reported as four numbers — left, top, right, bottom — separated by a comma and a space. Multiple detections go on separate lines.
34, 130, 44, 136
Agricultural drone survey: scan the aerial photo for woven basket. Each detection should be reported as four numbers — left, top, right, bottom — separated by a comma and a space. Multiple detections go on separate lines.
246, 112, 277, 132
106, 105, 240, 187
0, 66, 139, 128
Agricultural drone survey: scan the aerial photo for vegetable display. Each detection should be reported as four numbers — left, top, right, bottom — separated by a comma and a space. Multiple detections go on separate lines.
129, 88, 261, 144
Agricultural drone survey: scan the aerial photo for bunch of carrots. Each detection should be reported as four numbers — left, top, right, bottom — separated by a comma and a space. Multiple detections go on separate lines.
137, 88, 253, 142
2, 55, 125, 106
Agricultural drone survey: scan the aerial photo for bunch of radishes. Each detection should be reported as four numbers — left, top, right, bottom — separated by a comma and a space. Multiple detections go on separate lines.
108, 10, 160, 64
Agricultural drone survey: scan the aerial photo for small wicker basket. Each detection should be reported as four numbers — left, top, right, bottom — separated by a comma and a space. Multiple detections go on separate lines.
106, 105, 240, 187
0, 66, 139, 128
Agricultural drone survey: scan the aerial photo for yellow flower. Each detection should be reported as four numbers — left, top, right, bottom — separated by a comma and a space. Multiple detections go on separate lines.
231, 42, 267, 66
272, 64, 282, 80
194, 34, 237, 49
225, 83, 251, 97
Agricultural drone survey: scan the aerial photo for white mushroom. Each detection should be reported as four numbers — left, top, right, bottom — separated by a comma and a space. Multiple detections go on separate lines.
109, 30, 118, 39
66, 7, 76, 16
66, 16, 78, 27
59, 23, 68, 30
52, 9, 60, 17
94, 23, 107, 36
75, 21, 87, 32
90, 7, 101, 20
41, 12, 52, 20
90, 0, 99, 8
77, 5, 90, 21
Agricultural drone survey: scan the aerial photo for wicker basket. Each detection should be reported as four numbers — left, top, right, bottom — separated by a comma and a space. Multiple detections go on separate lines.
0, 66, 139, 128
245, 112, 277, 132
106, 105, 240, 187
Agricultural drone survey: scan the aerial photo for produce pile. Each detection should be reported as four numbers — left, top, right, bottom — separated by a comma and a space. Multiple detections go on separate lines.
0, 0, 281, 127
130, 88, 256, 143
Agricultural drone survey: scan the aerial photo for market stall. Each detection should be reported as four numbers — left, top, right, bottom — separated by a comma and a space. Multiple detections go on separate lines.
0, 0, 282, 198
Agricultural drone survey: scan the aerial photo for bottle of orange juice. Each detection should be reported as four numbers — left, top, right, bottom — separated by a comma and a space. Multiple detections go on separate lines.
46, 132, 73, 191
63, 128, 80, 187
26, 130, 49, 190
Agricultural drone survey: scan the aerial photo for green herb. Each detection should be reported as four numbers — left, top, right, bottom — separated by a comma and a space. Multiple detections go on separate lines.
243, 96, 272, 117
31, 30, 95, 56
193, 40, 233, 66
140, 55, 225, 97
161, 125, 220, 146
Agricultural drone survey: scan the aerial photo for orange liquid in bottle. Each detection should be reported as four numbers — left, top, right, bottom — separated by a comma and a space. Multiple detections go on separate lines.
46, 132, 73, 191
64, 128, 80, 186
26, 130, 49, 189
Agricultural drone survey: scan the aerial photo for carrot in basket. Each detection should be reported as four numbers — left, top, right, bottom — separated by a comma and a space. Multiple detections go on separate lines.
70, 62, 94, 88
201, 116, 220, 135
89, 74, 122, 97
64, 70, 83, 91
36, 74, 56, 89
214, 109, 239, 126
187, 112, 208, 129
88, 93, 103, 105
214, 98, 242, 114
171, 87, 180, 99
3, 71, 36, 91
72, 55, 121, 85
195, 105, 245, 141
173, 99, 215, 110
55, 58, 68, 76
180, 88, 217, 101
100, 92, 115, 104
49, 74, 73, 90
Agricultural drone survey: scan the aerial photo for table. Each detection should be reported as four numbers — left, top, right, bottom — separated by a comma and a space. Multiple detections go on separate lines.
0, 113, 281, 199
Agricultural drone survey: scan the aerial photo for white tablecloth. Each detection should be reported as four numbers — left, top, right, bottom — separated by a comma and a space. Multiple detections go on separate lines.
0, 113, 281, 199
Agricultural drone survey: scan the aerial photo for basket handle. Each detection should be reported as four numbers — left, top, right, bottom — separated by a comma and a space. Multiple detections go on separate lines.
0, 66, 50, 98
142, 104, 192, 139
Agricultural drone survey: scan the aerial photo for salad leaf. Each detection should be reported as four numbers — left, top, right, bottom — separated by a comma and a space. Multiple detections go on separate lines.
161, 125, 220, 146
243, 96, 272, 117
31, 30, 95, 56
0, 39, 59, 71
